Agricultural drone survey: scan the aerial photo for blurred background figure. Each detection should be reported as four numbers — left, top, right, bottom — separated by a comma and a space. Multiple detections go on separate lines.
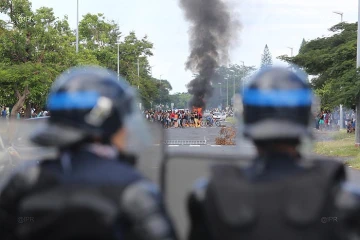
0, 66, 177, 240
186, 67, 360, 240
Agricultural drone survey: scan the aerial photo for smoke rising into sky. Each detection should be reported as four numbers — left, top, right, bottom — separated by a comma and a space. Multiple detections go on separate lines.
179, 0, 241, 109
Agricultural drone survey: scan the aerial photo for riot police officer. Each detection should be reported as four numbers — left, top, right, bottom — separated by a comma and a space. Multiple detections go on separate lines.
0, 66, 177, 240
187, 67, 360, 240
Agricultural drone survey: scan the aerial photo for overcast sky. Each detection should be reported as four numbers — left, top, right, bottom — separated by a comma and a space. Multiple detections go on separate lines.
7, 0, 360, 93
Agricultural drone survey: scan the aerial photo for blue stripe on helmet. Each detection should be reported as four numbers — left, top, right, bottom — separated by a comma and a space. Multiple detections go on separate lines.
47, 91, 100, 110
243, 88, 312, 107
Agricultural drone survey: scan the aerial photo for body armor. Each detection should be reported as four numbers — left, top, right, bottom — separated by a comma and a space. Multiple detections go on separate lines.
194, 158, 346, 240
0, 150, 177, 240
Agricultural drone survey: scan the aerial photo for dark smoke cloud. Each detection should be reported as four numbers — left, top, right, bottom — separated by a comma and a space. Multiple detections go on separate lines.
180, 0, 241, 109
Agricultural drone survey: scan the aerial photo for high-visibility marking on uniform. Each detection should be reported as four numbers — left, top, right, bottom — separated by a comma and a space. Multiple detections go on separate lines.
243, 89, 312, 107
48, 91, 99, 110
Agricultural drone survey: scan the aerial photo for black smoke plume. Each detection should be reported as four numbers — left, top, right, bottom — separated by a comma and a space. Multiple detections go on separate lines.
180, 0, 240, 109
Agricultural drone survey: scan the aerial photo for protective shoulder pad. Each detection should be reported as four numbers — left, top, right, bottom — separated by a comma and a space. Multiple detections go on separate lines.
281, 158, 345, 226
206, 164, 257, 228
334, 182, 360, 239
0, 160, 42, 234
335, 182, 360, 217
120, 180, 175, 240
0, 159, 41, 200
312, 157, 346, 183
16, 186, 119, 240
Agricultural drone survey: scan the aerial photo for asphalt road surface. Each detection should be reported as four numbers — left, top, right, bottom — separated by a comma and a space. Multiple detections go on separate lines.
163, 125, 225, 145
136, 126, 360, 239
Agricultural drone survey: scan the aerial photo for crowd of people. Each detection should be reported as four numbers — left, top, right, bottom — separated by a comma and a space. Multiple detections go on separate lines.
1, 106, 50, 119
315, 109, 356, 133
143, 109, 205, 128
143, 108, 232, 128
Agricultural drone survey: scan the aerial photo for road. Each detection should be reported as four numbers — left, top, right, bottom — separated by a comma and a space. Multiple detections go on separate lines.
136, 125, 360, 239
163, 125, 226, 145
148, 126, 360, 185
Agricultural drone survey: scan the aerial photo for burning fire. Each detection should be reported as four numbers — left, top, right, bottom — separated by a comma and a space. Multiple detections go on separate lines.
192, 107, 202, 114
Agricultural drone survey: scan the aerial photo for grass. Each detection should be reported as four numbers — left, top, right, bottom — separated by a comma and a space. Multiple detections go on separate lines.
348, 156, 360, 169
314, 130, 360, 169
225, 117, 236, 124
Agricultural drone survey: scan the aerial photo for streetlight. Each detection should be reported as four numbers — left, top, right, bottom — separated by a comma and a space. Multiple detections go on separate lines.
356, 2, 360, 146
218, 83, 222, 108
150, 65, 155, 75
116, 42, 120, 79
76, 0, 79, 53
224, 76, 229, 108
239, 61, 245, 95
137, 58, 140, 89
229, 69, 235, 106
333, 11, 343, 22
287, 47, 293, 57
332, 11, 344, 128
159, 75, 163, 108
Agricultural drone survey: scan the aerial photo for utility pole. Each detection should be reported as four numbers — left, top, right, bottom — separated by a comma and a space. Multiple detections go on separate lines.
333, 11, 344, 129
240, 61, 245, 96
356, 2, 360, 146
76, 0, 79, 53
137, 58, 140, 89
226, 77, 229, 108
160, 75, 163, 108
117, 43, 120, 79
333, 11, 343, 22
233, 74, 235, 105
228, 68, 235, 106
218, 83, 222, 109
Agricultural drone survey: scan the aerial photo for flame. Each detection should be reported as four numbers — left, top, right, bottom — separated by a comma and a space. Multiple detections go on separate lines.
192, 107, 202, 114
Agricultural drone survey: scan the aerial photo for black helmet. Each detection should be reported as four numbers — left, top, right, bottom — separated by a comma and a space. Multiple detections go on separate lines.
241, 66, 314, 141
31, 66, 138, 148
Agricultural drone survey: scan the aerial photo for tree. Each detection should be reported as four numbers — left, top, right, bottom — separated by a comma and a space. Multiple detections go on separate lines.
152, 78, 172, 108
277, 22, 360, 146
79, 13, 120, 50
277, 22, 357, 109
0, 1, 160, 115
299, 38, 307, 53
78, 14, 157, 107
260, 44, 272, 68
0, 1, 81, 116
169, 92, 191, 109
206, 64, 256, 109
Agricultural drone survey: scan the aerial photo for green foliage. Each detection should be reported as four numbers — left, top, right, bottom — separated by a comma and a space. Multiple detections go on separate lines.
299, 38, 307, 54
0, 0, 77, 108
260, 44, 272, 69
0, 0, 171, 111
206, 63, 256, 109
278, 22, 359, 109
169, 92, 191, 109
149, 78, 172, 108
79, 13, 120, 50
78, 14, 159, 108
